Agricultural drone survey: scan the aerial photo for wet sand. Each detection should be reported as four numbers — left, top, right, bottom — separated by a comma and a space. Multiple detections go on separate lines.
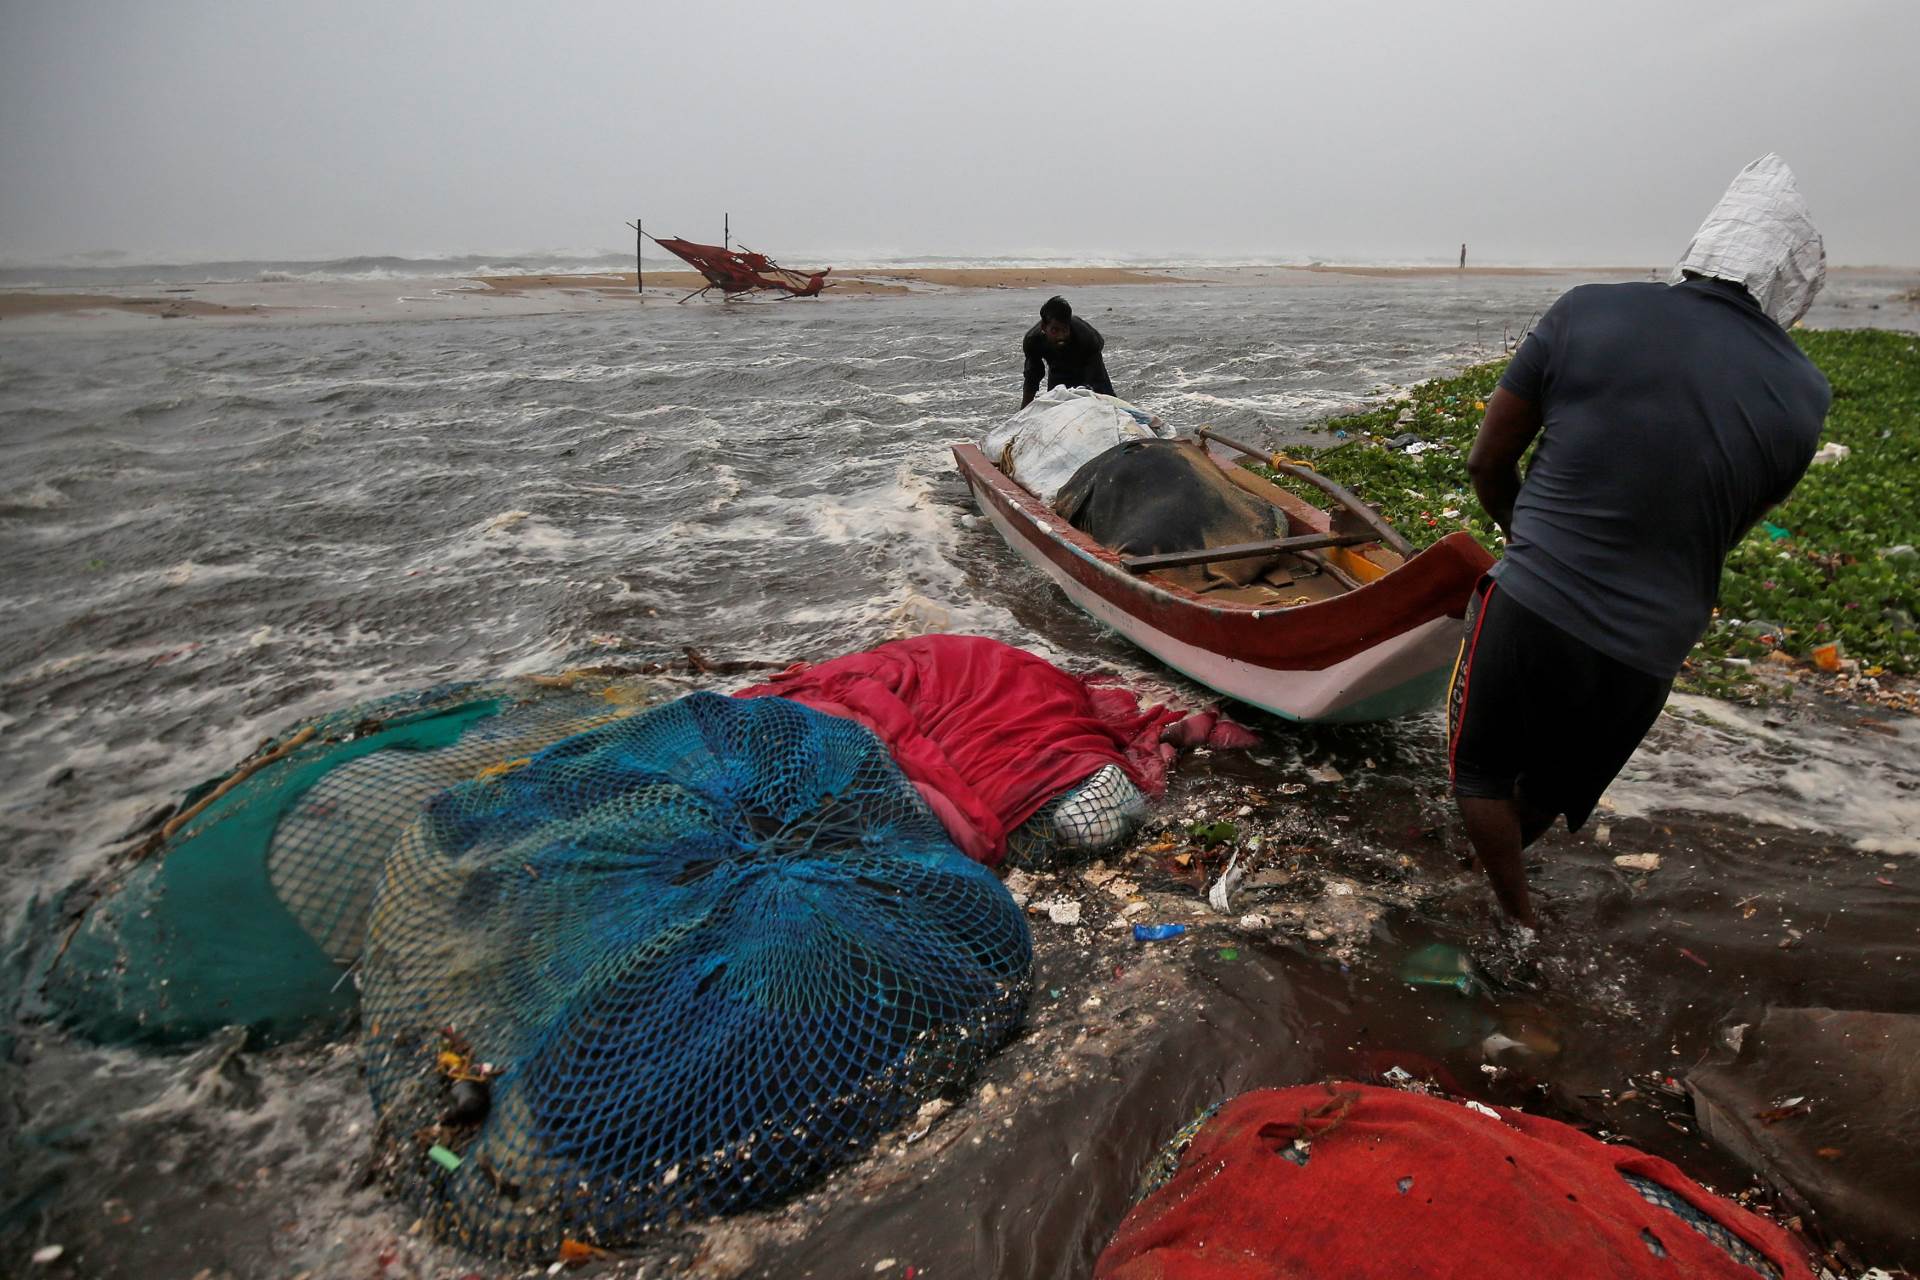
475, 266, 1199, 297
473, 270, 915, 298
18, 681, 1911, 1278
4, 264, 1914, 336
857, 266, 1201, 288
0, 291, 275, 321
0, 264, 1602, 334
0, 266, 1206, 331
1299, 264, 1627, 278
709, 681, 1920, 1278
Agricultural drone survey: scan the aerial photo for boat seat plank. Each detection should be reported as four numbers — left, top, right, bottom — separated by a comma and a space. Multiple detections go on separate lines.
1121, 532, 1372, 573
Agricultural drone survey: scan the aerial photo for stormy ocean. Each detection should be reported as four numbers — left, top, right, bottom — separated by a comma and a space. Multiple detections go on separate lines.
4, 270, 1919, 1277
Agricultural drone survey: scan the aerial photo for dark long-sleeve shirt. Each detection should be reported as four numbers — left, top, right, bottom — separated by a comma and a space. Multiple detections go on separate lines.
1022, 317, 1114, 399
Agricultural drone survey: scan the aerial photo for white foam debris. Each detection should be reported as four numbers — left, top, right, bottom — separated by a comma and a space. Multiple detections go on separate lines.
1039, 897, 1082, 926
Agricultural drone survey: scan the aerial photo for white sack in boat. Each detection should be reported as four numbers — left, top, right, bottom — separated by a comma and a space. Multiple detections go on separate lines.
981, 386, 1170, 504
1671, 152, 1825, 329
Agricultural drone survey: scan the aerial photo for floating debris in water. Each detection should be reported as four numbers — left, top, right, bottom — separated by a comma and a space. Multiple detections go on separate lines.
1400, 943, 1482, 996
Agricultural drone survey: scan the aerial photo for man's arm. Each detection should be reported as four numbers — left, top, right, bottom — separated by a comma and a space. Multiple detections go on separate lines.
1077, 321, 1113, 395
1087, 350, 1114, 397
1021, 333, 1043, 408
1466, 386, 1544, 537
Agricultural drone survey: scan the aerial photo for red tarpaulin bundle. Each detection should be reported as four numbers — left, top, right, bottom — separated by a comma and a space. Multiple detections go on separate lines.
735, 635, 1180, 865
1097, 1084, 1811, 1280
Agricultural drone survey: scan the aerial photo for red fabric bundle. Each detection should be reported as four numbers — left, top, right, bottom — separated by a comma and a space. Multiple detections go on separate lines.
1156, 706, 1260, 750
735, 635, 1179, 865
1097, 1084, 1811, 1280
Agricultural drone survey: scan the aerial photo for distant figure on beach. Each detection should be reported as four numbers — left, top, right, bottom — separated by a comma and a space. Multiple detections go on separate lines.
1448, 153, 1830, 929
1021, 295, 1115, 408
1460, 243, 1467, 269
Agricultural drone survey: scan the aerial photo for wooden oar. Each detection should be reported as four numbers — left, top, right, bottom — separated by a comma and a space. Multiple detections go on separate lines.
1122, 531, 1373, 573
1197, 427, 1413, 557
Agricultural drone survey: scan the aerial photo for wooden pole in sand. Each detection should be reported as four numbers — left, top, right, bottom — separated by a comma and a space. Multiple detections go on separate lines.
626, 219, 645, 298
724, 212, 729, 252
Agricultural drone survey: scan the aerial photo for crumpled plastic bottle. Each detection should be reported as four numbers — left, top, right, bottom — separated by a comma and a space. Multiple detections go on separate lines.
1400, 942, 1483, 996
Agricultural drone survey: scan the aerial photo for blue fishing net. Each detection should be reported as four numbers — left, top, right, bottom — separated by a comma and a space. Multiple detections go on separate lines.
1135, 1101, 1227, 1200
360, 692, 1032, 1259
1623, 1172, 1781, 1279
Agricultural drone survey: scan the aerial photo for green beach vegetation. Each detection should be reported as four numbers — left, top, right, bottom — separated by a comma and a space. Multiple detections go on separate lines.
1252, 329, 1920, 703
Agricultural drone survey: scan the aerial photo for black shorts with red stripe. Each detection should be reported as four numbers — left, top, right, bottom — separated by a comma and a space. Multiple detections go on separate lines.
1446, 574, 1671, 832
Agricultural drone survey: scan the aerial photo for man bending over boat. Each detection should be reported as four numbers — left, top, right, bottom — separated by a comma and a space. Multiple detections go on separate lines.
1449, 154, 1830, 929
1021, 295, 1115, 407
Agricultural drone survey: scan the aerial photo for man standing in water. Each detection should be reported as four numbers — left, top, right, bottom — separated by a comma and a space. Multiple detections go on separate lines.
1449, 154, 1831, 928
1021, 295, 1115, 407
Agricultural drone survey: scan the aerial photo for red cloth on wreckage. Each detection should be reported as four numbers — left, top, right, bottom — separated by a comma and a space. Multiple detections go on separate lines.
1096, 1084, 1812, 1280
735, 635, 1179, 866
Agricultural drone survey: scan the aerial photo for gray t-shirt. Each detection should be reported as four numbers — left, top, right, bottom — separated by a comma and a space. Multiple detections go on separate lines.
1492, 278, 1830, 677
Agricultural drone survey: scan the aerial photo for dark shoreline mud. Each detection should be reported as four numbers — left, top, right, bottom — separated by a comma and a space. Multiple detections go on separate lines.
740, 686, 1920, 1279
8, 680, 1913, 1279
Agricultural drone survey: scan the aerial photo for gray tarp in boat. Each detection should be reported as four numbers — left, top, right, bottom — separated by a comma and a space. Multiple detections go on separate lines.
1052, 438, 1287, 595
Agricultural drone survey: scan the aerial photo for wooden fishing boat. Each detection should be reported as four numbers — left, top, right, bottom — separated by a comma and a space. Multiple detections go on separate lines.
953, 428, 1493, 723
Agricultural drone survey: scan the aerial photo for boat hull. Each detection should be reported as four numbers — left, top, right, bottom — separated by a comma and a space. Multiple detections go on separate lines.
954, 442, 1492, 723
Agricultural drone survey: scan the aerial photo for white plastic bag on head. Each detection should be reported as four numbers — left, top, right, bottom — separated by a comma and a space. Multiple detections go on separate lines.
1671, 153, 1825, 329
980, 386, 1170, 504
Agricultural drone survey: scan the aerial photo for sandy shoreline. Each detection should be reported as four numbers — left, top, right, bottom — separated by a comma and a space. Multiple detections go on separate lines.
0, 264, 1617, 333
472, 265, 1203, 299
2, 264, 1911, 334
0, 290, 278, 321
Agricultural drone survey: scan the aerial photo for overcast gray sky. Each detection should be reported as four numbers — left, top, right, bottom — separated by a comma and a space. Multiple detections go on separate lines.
3, 0, 1916, 266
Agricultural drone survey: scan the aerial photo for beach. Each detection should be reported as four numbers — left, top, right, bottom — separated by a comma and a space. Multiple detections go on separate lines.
475, 264, 1205, 299
4, 266, 1919, 1277
0, 262, 1675, 333
5, 261, 1914, 339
